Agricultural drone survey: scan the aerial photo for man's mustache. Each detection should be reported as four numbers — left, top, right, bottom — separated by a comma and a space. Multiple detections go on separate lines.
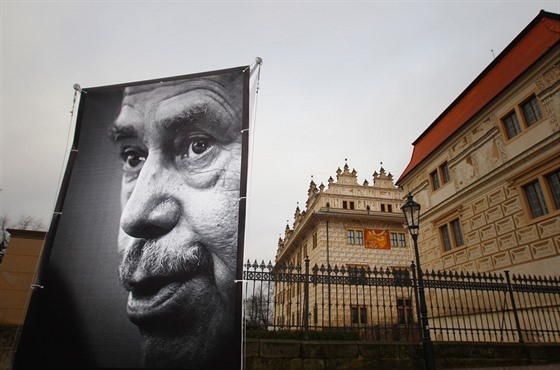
119, 238, 214, 290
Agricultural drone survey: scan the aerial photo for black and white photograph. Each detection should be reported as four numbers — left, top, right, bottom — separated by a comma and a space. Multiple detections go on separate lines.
15, 67, 249, 369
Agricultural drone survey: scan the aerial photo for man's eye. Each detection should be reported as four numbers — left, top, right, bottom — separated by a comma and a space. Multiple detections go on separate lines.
121, 148, 146, 170
182, 136, 214, 158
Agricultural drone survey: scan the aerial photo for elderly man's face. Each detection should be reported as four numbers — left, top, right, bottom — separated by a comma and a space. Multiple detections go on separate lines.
111, 77, 242, 368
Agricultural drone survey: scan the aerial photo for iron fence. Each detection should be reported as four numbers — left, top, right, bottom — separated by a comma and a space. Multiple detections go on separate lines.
242, 259, 560, 343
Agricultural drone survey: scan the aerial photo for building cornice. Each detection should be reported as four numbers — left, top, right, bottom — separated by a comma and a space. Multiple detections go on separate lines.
6, 228, 47, 240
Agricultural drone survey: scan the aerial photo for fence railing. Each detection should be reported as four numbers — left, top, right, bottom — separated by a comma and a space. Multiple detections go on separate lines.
242, 259, 560, 343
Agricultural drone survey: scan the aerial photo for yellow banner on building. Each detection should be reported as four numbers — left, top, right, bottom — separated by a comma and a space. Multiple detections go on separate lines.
364, 229, 391, 250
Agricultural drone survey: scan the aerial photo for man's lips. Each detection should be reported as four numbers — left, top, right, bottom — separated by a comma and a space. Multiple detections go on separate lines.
126, 276, 191, 325
120, 243, 215, 327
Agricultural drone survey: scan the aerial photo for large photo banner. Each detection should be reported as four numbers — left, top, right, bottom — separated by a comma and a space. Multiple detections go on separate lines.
15, 67, 249, 369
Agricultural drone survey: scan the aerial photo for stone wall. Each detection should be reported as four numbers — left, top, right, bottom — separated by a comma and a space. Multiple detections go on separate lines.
244, 339, 560, 370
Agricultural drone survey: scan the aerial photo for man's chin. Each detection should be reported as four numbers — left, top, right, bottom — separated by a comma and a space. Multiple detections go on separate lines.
139, 324, 237, 369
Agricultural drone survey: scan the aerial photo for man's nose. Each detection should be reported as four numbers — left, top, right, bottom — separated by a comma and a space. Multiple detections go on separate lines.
120, 156, 181, 239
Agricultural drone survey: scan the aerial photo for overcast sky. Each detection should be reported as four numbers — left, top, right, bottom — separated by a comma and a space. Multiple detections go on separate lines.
1, 1, 558, 263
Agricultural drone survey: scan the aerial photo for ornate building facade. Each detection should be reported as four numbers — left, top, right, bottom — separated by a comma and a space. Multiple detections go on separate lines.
273, 164, 413, 329
396, 11, 560, 277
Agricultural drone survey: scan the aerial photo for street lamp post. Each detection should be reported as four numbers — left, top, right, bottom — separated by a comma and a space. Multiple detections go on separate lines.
326, 202, 332, 328
402, 193, 436, 370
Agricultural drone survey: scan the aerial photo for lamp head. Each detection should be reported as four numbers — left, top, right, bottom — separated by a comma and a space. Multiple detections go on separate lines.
401, 193, 421, 236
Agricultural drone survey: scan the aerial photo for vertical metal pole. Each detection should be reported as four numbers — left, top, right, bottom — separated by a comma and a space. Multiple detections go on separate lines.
412, 234, 436, 370
505, 270, 524, 343
326, 218, 332, 328
411, 261, 423, 339
304, 256, 310, 340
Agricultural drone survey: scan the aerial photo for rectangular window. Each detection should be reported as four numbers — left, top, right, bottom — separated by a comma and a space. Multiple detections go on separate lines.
431, 162, 451, 190
440, 162, 450, 184
399, 233, 406, 247
451, 219, 464, 247
521, 95, 543, 126
348, 229, 363, 245
387, 204, 393, 212
440, 225, 452, 251
349, 201, 355, 210
431, 170, 440, 190
360, 307, 367, 324
503, 111, 521, 139
351, 306, 367, 324
390, 233, 398, 247
351, 307, 358, 324
356, 230, 363, 245
390, 232, 406, 247
546, 170, 560, 210
517, 167, 560, 220
313, 304, 318, 325
440, 218, 464, 251
343, 201, 348, 209
381, 204, 386, 212
347, 230, 355, 244
397, 298, 413, 325
524, 180, 549, 218
312, 232, 317, 250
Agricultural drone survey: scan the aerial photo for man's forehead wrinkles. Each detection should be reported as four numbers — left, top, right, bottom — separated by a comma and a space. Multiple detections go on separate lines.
157, 97, 238, 135
159, 101, 209, 131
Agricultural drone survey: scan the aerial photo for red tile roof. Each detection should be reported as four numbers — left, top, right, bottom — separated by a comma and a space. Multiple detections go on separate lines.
397, 11, 560, 184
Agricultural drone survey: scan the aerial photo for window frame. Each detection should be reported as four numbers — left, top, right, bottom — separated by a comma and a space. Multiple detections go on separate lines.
520, 94, 544, 127
430, 169, 440, 190
347, 229, 364, 245
440, 162, 450, 184
396, 298, 414, 325
347, 229, 355, 244
390, 232, 398, 247
342, 200, 355, 210
438, 217, 465, 252
514, 163, 560, 222
500, 92, 545, 142
356, 230, 363, 245
502, 110, 522, 139
430, 161, 451, 191
390, 232, 407, 248
350, 305, 368, 325
398, 233, 406, 247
